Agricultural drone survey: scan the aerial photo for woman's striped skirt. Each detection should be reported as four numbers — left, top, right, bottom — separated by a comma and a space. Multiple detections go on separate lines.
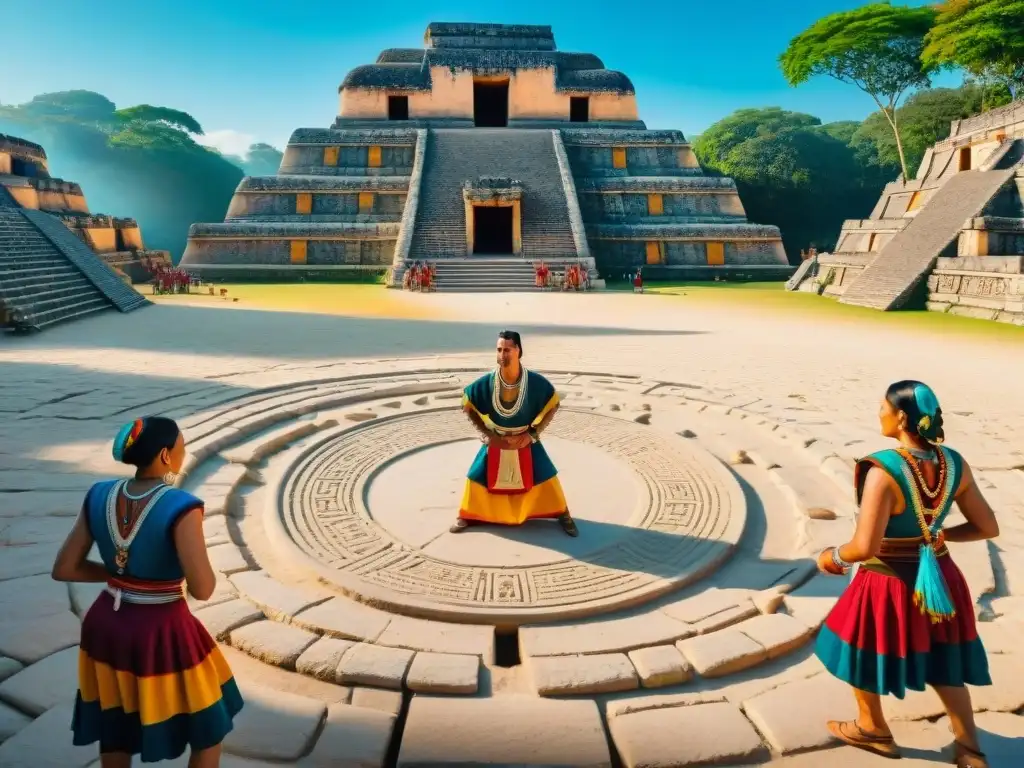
815, 553, 991, 699
72, 591, 243, 762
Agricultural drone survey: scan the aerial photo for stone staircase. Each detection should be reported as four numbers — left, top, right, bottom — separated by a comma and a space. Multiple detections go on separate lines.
409, 129, 579, 274
0, 209, 112, 328
840, 168, 1018, 310
20, 209, 148, 314
430, 257, 541, 292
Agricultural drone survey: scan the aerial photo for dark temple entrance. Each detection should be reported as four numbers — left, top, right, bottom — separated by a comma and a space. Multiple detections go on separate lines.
473, 81, 509, 127
473, 206, 513, 254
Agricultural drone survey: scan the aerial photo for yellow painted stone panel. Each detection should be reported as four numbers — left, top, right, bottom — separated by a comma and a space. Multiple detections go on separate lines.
368, 146, 382, 168
906, 192, 923, 212
296, 193, 312, 215
290, 240, 307, 264
358, 192, 374, 214
324, 147, 339, 166
645, 241, 663, 265
647, 194, 664, 216
612, 148, 627, 169
706, 242, 725, 266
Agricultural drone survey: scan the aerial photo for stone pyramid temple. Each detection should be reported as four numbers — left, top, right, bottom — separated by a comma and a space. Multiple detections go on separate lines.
181, 22, 792, 290
789, 100, 1024, 325
0, 134, 153, 330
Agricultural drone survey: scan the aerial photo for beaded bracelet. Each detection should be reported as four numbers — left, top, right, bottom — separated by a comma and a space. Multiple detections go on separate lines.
831, 546, 852, 573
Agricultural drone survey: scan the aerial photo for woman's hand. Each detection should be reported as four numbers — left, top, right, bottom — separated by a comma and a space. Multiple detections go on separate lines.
817, 548, 845, 576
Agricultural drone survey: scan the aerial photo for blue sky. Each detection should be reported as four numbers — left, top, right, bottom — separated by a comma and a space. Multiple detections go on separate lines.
4, 0, 957, 157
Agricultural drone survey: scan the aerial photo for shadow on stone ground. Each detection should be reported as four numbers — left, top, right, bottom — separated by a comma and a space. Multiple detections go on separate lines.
0, 303, 707, 360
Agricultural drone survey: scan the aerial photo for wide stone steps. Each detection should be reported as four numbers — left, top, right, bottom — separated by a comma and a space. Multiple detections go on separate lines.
19, 208, 149, 314
0, 210, 114, 329
840, 168, 1017, 310
409, 129, 579, 260
402, 257, 588, 292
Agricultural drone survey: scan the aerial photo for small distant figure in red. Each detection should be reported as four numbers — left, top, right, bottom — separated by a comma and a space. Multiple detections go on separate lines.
633, 269, 644, 294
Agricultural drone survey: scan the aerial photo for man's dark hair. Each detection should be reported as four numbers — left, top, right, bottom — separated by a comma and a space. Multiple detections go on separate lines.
498, 330, 523, 357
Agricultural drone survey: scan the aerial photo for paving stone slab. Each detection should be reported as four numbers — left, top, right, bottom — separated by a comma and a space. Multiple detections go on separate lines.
291, 597, 393, 642
0, 645, 78, 715
69, 582, 105, 618
299, 702, 396, 767
520, 612, 693, 658
0, 703, 95, 767
742, 673, 857, 754
399, 695, 611, 767
970, 654, 1024, 713
406, 652, 479, 694
220, 646, 350, 705
225, 682, 326, 762
677, 629, 768, 678
0, 542, 57, 581
0, 573, 69, 620
0, 610, 81, 665
530, 652, 638, 696
337, 643, 414, 690
228, 572, 330, 622
627, 645, 694, 688
296, 636, 356, 682
350, 687, 403, 717
193, 597, 263, 640
734, 613, 815, 660
229, 620, 318, 670
0, 699, 31, 742
375, 615, 495, 661
208, 542, 251, 575
204, 513, 231, 546
0, 657, 23, 684
769, 466, 846, 519
610, 700, 769, 767
661, 588, 758, 633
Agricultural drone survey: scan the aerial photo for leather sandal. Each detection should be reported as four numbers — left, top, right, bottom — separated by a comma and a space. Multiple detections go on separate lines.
827, 720, 901, 759
952, 739, 988, 768
558, 514, 579, 537
450, 518, 470, 533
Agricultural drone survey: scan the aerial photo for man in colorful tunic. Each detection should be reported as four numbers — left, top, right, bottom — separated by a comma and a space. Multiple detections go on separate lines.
451, 330, 578, 537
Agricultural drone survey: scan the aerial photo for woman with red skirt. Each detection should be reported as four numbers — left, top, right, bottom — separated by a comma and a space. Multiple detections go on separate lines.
815, 381, 997, 766
52, 417, 242, 766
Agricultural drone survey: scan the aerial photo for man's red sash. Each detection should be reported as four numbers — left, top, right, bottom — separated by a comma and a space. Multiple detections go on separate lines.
486, 444, 534, 495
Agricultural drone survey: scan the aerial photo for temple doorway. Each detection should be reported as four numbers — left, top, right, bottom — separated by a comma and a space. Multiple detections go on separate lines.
473, 206, 513, 254
474, 81, 509, 127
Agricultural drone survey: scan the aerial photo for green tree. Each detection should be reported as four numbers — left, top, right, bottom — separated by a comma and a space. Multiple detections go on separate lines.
779, 2, 937, 181
924, 0, 1024, 100
0, 90, 241, 260
851, 83, 1010, 177
223, 142, 284, 176
694, 108, 888, 257
113, 105, 204, 135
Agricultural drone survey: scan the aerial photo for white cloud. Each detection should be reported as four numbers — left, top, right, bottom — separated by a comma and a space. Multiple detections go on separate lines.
196, 129, 257, 158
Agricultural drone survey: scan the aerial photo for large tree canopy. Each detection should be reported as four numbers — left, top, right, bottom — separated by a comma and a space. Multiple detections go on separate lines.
113, 105, 204, 135
0, 90, 242, 260
779, 2, 937, 181
923, 0, 1024, 100
694, 108, 889, 258
851, 83, 1011, 177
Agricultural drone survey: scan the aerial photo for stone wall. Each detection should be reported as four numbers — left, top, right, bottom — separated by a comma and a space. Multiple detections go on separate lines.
577, 192, 746, 220
339, 67, 638, 123
814, 254, 872, 297
184, 237, 396, 266
927, 255, 1024, 324
226, 192, 406, 219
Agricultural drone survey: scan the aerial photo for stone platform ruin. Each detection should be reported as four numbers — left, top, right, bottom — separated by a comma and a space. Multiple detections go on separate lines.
789, 100, 1024, 325
181, 22, 792, 290
0, 133, 155, 329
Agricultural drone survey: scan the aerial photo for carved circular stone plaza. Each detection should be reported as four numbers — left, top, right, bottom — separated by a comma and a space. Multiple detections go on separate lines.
277, 407, 747, 623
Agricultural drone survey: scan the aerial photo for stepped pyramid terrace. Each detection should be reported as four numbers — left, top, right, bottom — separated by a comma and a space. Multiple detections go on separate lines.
0, 133, 151, 330
789, 99, 1024, 325
181, 22, 792, 290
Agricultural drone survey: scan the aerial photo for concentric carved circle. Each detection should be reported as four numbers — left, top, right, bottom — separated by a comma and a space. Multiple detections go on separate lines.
278, 407, 747, 623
